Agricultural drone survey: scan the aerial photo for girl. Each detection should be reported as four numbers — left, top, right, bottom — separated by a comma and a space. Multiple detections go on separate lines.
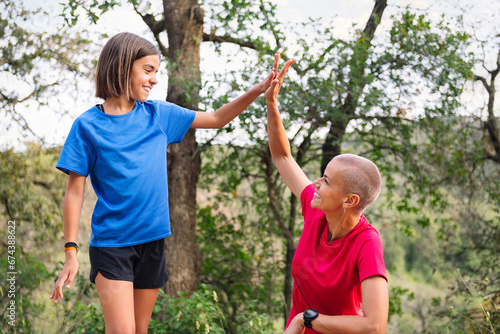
50, 32, 279, 334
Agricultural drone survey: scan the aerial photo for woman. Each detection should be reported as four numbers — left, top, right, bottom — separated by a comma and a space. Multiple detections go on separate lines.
265, 54, 388, 334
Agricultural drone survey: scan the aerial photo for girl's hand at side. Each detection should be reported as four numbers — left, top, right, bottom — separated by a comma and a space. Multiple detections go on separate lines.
50, 251, 79, 303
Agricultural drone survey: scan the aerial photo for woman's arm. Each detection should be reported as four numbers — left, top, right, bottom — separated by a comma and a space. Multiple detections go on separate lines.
265, 54, 311, 198
285, 276, 389, 334
190, 54, 279, 129
50, 171, 86, 303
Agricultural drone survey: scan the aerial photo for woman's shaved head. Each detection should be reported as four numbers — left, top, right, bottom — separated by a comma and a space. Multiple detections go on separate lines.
330, 154, 381, 212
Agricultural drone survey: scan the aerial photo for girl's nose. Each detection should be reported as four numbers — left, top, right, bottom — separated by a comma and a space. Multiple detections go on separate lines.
151, 75, 158, 85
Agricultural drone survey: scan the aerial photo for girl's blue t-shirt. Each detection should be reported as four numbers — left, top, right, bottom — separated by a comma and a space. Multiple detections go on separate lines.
56, 100, 196, 247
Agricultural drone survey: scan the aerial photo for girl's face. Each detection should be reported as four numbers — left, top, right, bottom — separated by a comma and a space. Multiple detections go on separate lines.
311, 160, 348, 213
130, 55, 160, 102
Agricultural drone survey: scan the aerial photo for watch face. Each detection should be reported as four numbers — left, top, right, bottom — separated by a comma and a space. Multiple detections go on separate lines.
304, 308, 318, 319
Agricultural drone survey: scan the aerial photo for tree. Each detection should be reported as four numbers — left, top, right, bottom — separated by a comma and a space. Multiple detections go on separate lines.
144, 0, 206, 298
0, 0, 96, 143
475, 45, 500, 163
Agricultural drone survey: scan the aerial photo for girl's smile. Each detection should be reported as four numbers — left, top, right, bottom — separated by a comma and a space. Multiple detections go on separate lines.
130, 55, 160, 103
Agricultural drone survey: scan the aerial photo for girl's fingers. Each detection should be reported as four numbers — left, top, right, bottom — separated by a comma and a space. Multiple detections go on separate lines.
50, 285, 63, 303
272, 52, 281, 72
275, 52, 280, 66
65, 272, 75, 289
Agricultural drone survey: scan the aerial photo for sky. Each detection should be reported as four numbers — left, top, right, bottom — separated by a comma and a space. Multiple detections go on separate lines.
2, 0, 499, 149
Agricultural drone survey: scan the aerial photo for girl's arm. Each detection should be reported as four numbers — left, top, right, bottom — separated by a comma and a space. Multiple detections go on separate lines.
50, 171, 86, 303
265, 54, 311, 199
190, 54, 280, 129
284, 276, 389, 334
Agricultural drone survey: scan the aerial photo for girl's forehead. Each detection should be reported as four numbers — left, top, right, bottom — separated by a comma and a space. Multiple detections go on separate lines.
135, 54, 160, 66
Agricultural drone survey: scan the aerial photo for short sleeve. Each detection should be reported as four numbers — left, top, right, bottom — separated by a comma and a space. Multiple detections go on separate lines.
154, 101, 196, 144
300, 184, 315, 217
56, 119, 96, 177
357, 235, 387, 283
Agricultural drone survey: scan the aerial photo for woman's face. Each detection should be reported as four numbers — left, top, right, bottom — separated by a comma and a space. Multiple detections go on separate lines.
130, 54, 160, 102
311, 160, 347, 213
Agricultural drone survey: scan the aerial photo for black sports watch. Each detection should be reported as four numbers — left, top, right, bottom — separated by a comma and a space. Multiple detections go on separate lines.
303, 308, 319, 329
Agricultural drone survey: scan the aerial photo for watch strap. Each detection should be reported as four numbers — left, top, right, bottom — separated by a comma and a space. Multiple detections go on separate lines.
304, 319, 314, 329
303, 308, 318, 330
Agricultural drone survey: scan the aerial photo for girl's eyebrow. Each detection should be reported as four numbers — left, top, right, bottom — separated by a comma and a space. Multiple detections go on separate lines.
143, 64, 159, 73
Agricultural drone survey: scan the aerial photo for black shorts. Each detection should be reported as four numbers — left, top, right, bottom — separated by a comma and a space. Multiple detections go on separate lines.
89, 238, 169, 289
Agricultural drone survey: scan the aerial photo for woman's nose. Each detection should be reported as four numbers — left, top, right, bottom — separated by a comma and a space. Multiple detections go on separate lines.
312, 178, 321, 188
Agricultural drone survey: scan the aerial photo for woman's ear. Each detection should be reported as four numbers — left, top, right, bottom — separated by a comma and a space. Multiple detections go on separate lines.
344, 194, 360, 210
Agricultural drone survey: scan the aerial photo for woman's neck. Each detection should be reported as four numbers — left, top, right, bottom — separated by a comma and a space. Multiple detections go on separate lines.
325, 212, 361, 241
102, 97, 136, 115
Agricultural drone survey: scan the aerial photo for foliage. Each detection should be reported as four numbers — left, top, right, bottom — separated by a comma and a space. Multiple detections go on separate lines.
196, 201, 281, 332
0, 144, 65, 332
388, 286, 415, 322
65, 302, 105, 334
0, 0, 97, 141
60, 0, 120, 26
0, 144, 65, 240
0, 245, 49, 332
150, 286, 273, 333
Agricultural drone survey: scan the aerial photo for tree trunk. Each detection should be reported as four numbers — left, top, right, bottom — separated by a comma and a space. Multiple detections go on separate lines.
163, 0, 204, 297
476, 45, 500, 163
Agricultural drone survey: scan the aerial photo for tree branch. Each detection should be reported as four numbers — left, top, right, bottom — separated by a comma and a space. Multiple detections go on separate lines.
203, 32, 258, 49
298, 41, 340, 77
132, 4, 169, 57
363, 0, 388, 36
474, 74, 491, 94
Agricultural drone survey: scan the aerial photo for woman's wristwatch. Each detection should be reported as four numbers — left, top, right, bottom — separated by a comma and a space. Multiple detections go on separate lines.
303, 309, 319, 329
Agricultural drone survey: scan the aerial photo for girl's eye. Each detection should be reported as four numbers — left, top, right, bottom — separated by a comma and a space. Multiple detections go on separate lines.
323, 177, 328, 185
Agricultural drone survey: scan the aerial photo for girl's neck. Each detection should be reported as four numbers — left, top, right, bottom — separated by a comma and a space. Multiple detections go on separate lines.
102, 97, 136, 115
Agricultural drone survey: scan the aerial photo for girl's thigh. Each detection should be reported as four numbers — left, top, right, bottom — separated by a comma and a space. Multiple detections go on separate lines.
95, 272, 135, 334
134, 288, 160, 334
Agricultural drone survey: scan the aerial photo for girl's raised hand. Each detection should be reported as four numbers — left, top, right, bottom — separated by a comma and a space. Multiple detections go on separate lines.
254, 52, 280, 93
265, 52, 296, 102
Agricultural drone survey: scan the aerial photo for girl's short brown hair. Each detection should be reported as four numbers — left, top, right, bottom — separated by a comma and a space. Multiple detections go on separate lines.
95, 32, 160, 100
